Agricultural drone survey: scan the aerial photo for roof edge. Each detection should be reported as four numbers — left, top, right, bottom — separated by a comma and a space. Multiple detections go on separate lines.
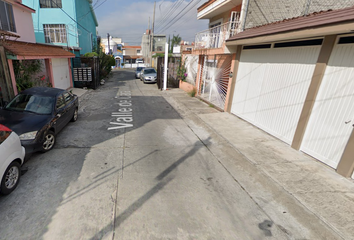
227, 6, 354, 43
14, 1, 36, 13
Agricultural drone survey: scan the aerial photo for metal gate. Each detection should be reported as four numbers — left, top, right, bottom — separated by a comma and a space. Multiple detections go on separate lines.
184, 54, 199, 85
73, 57, 100, 89
199, 54, 232, 109
157, 57, 181, 89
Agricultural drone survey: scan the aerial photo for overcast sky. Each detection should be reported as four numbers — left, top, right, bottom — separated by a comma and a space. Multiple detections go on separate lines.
93, 0, 209, 46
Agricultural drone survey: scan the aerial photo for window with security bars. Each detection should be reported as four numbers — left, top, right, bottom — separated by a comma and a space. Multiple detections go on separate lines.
43, 24, 67, 43
40, 0, 62, 8
0, 0, 16, 32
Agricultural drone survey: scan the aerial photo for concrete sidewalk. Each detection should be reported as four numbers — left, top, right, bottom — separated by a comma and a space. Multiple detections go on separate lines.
163, 88, 354, 240
68, 87, 88, 98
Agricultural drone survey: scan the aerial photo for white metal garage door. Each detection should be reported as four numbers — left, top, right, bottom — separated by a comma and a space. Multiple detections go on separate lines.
231, 45, 321, 144
301, 40, 354, 169
52, 58, 71, 89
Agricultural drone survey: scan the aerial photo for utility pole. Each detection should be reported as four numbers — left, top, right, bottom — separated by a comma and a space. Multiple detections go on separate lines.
163, 42, 168, 91
107, 33, 110, 54
148, 17, 150, 65
150, 1, 156, 67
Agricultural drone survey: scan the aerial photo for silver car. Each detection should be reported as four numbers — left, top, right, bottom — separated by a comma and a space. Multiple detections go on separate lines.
140, 68, 157, 84
135, 67, 145, 79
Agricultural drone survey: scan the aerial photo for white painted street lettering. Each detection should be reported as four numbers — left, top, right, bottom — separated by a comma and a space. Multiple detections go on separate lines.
108, 91, 134, 130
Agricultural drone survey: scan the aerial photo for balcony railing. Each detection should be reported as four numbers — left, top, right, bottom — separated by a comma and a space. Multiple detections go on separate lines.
195, 21, 240, 49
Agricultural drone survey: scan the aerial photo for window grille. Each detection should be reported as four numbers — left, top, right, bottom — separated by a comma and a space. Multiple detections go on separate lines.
43, 24, 67, 43
0, 0, 16, 32
40, 0, 62, 8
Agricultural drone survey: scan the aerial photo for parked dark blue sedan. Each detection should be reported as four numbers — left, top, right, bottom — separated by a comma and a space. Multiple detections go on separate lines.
0, 87, 79, 155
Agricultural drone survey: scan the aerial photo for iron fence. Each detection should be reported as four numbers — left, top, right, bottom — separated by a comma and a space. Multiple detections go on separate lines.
199, 54, 233, 110
195, 20, 240, 49
157, 57, 181, 89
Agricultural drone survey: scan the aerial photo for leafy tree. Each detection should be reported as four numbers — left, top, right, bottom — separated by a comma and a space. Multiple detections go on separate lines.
84, 46, 115, 79
171, 34, 182, 48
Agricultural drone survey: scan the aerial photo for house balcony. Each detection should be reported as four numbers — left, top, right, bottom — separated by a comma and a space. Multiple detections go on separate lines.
194, 21, 240, 50
197, 0, 242, 19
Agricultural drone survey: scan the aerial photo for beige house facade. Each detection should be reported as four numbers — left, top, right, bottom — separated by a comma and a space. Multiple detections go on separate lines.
184, 0, 354, 178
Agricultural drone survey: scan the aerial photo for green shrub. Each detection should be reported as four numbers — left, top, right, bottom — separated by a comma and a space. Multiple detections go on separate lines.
84, 47, 115, 79
14, 60, 51, 92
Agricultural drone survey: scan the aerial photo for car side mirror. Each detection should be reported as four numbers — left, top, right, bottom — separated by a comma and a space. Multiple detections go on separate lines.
56, 108, 64, 115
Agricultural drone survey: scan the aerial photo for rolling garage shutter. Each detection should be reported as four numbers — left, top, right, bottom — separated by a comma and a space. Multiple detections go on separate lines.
231, 43, 321, 144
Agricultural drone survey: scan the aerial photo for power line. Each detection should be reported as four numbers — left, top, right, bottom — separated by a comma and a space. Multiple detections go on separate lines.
168, 11, 198, 33
156, 0, 184, 26
155, 0, 199, 33
156, 0, 202, 34
50, 0, 91, 34
93, 0, 108, 10
77, 0, 108, 22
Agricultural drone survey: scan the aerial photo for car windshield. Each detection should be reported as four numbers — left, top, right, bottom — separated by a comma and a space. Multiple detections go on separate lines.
144, 69, 156, 74
137, 67, 144, 71
5, 94, 54, 115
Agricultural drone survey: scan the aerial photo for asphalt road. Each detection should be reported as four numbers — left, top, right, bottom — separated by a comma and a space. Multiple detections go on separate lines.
0, 70, 290, 240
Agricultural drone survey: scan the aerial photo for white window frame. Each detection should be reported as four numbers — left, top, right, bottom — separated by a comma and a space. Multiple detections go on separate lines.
43, 24, 67, 43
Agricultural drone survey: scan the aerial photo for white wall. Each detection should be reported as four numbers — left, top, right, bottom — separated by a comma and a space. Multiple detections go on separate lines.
124, 63, 147, 68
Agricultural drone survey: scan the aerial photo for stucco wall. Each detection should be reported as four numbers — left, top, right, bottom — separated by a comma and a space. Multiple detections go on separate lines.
124, 48, 139, 55
75, 0, 98, 54
13, 6, 36, 42
210, 5, 241, 24
153, 36, 166, 52
245, 0, 354, 29
22, 0, 97, 55
22, 0, 78, 47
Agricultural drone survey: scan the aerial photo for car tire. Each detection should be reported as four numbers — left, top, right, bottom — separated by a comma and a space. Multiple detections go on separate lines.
41, 131, 55, 152
0, 161, 21, 195
71, 108, 78, 122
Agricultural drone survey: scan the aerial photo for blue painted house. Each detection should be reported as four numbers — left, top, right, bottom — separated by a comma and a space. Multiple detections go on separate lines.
22, 0, 98, 56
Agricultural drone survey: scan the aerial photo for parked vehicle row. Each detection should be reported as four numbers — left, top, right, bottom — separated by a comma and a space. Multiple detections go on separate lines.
135, 67, 145, 79
0, 87, 79, 195
137, 67, 157, 84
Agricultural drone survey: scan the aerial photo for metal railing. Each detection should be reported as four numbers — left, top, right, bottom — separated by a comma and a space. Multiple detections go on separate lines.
195, 21, 240, 49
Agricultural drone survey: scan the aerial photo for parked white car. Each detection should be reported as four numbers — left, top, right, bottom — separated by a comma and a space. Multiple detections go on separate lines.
0, 124, 25, 195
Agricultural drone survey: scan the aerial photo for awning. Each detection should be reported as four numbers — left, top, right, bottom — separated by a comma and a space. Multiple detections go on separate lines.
2, 40, 75, 60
